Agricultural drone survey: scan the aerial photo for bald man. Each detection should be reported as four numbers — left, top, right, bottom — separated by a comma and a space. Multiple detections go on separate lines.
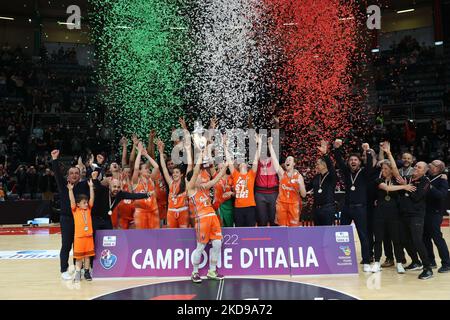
424, 160, 450, 273
91, 175, 152, 230
398, 161, 432, 279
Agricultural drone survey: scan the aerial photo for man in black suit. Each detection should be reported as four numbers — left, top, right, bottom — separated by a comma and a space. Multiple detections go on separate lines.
424, 160, 450, 273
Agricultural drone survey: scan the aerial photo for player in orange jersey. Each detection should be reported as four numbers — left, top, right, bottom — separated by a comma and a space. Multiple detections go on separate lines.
158, 139, 190, 228
268, 137, 306, 226
186, 137, 228, 283
225, 132, 262, 227
131, 142, 160, 229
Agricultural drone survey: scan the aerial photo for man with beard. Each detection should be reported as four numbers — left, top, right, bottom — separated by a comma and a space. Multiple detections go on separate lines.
333, 139, 375, 273
399, 152, 415, 178
90, 171, 152, 231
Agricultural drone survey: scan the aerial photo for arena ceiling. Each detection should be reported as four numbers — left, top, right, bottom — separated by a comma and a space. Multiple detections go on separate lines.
0, 0, 435, 20
0, 0, 88, 20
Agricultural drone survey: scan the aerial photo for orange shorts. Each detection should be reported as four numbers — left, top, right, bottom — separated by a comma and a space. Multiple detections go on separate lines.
167, 208, 189, 228
134, 207, 160, 229
73, 236, 95, 259
194, 214, 223, 244
276, 201, 300, 226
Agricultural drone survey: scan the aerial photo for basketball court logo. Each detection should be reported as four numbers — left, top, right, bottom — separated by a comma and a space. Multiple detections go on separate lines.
100, 249, 117, 270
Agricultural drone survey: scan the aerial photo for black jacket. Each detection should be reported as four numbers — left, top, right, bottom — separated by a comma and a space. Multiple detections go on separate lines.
398, 175, 430, 217
333, 148, 374, 206
307, 154, 337, 206
52, 159, 89, 217
426, 174, 448, 215
91, 179, 149, 219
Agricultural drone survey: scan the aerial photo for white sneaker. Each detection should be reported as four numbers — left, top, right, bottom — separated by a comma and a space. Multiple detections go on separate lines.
61, 271, 72, 281
397, 263, 405, 274
363, 264, 371, 272
371, 262, 381, 273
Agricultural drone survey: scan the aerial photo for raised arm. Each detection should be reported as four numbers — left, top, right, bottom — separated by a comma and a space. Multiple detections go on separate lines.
67, 182, 76, 210
318, 140, 336, 180
362, 143, 375, 177
141, 147, 159, 180
186, 148, 205, 191
178, 117, 193, 172
381, 141, 400, 178
147, 129, 156, 159
378, 142, 385, 162
129, 134, 139, 166
87, 178, 94, 208
251, 133, 261, 173
268, 136, 284, 177
120, 137, 128, 167
132, 142, 143, 185
223, 134, 235, 175
157, 139, 173, 186
206, 116, 217, 144
202, 161, 227, 190
51, 149, 66, 192
331, 139, 349, 175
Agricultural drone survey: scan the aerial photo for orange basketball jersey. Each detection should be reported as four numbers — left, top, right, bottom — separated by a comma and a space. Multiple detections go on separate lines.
278, 171, 301, 204
188, 189, 215, 218
168, 180, 188, 210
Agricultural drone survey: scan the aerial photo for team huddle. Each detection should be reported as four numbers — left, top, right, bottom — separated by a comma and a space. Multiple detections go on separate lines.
52, 117, 449, 283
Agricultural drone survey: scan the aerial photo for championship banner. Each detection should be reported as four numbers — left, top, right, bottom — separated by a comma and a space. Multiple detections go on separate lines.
93, 226, 358, 278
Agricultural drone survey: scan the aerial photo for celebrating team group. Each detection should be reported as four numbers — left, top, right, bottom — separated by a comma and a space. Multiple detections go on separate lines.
52, 117, 449, 283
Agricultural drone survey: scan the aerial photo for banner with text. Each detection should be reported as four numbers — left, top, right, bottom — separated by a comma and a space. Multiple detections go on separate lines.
93, 226, 358, 278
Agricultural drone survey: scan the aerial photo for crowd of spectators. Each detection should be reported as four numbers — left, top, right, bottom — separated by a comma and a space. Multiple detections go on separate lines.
0, 42, 109, 201
374, 35, 448, 105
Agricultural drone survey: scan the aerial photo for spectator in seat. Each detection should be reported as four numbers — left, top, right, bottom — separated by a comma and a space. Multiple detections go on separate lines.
27, 165, 38, 199
39, 168, 56, 202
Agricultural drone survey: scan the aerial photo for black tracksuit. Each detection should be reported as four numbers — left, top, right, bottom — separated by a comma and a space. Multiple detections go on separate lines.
307, 154, 337, 226
333, 148, 373, 264
398, 175, 431, 267
424, 174, 450, 267
52, 159, 89, 273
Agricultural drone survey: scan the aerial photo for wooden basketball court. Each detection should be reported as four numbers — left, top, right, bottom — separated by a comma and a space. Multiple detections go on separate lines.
1, 223, 449, 300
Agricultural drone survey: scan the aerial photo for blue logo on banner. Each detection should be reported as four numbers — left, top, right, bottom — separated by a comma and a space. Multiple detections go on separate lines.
339, 246, 351, 256
100, 249, 117, 270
